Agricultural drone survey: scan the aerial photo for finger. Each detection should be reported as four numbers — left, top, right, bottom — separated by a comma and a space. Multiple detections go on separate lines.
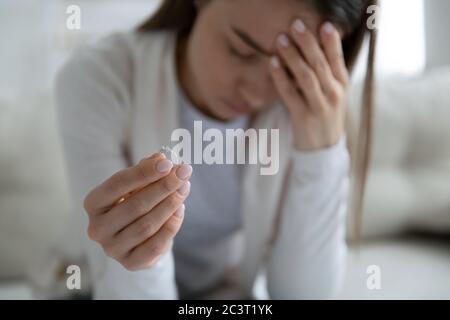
84, 153, 173, 215
290, 19, 337, 98
320, 22, 350, 87
108, 186, 189, 259
102, 164, 192, 235
121, 207, 185, 271
276, 34, 327, 115
269, 55, 307, 118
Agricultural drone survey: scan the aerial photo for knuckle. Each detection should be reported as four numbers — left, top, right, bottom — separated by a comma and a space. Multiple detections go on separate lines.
102, 242, 118, 258
183, 187, 192, 199
94, 224, 108, 242
87, 220, 108, 243
87, 224, 98, 241
128, 196, 147, 216
165, 218, 181, 236
136, 219, 158, 239
141, 259, 158, 270
161, 175, 177, 193
166, 194, 181, 211
329, 86, 344, 105
147, 240, 164, 259
83, 193, 93, 214
135, 162, 150, 182
161, 178, 172, 193
120, 258, 139, 272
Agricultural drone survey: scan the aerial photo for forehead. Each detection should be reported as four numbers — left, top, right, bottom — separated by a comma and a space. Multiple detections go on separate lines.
218, 0, 323, 52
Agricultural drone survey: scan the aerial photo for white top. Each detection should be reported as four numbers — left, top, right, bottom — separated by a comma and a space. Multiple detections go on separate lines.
55, 31, 350, 299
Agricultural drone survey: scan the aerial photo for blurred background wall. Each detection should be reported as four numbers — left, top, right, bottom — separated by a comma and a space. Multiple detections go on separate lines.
425, 0, 450, 69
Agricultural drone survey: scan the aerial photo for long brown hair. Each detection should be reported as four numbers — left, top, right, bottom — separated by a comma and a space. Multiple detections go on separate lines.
138, 0, 378, 242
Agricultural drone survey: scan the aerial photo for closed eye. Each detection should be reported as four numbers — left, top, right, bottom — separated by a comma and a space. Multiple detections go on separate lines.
228, 43, 258, 62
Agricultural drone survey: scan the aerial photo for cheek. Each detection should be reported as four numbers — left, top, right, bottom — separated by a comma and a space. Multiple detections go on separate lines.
211, 55, 238, 88
194, 43, 237, 95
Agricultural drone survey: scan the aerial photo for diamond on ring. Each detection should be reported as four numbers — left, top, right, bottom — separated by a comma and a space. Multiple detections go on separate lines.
159, 146, 182, 165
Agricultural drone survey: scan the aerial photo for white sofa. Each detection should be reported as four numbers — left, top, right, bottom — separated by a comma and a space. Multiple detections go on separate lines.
337, 67, 450, 299
0, 67, 449, 299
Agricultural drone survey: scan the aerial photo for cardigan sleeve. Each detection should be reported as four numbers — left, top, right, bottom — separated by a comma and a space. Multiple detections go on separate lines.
54, 34, 178, 299
265, 136, 350, 299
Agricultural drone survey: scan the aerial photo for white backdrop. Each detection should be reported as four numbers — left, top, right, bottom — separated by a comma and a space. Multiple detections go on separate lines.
425, 0, 450, 69
0, 0, 161, 103
352, 0, 425, 81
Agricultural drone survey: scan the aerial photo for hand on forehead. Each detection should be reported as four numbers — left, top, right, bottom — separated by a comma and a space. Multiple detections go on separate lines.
222, 0, 331, 56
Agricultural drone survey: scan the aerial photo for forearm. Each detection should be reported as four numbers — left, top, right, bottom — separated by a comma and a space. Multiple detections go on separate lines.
266, 137, 349, 299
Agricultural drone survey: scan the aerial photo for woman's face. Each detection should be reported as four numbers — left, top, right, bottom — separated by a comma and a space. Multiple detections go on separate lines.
179, 0, 324, 121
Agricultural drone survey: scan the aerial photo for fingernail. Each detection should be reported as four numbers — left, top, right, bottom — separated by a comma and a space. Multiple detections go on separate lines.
174, 204, 185, 218
156, 159, 173, 173
177, 181, 190, 196
293, 19, 305, 33
278, 34, 289, 47
323, 22, 334, 34
271, 56, 280, 68
176, 164, 193, 180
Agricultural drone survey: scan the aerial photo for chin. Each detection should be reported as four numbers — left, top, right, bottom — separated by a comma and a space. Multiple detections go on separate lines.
214, 107, 237, 122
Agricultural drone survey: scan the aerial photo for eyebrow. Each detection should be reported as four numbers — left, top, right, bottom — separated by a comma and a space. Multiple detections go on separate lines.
231, 26, 272, 57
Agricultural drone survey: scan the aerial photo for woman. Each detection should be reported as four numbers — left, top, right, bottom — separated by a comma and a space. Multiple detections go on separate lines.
56, 0, 376, 299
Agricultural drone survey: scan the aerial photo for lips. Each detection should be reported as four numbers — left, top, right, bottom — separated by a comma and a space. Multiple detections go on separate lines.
224, 99, 254, 114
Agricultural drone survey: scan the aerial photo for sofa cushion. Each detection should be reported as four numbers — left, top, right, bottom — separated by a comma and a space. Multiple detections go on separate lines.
348, 67, 450, 238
